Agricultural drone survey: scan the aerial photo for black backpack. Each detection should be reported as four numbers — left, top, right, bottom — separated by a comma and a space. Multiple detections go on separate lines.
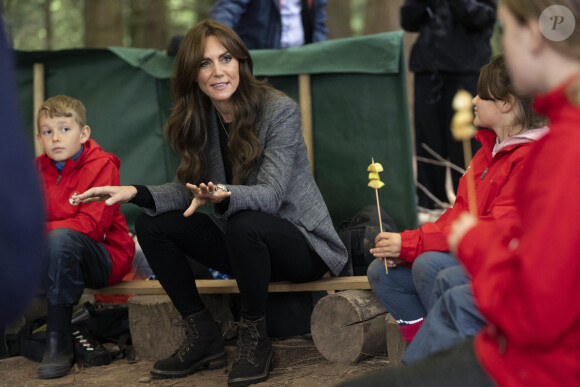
2, 302, 132, 363
337, 205, 398, 275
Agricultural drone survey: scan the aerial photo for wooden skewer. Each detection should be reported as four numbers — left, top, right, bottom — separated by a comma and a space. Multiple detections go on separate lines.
371, 157, 388, 274
451, 89, 477, 217
462, 140, 477, 216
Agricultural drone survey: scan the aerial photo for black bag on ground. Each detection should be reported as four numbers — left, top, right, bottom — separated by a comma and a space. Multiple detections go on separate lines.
15, 318, 47, 362
337, 205, 398, 275
8, 302, 132, 363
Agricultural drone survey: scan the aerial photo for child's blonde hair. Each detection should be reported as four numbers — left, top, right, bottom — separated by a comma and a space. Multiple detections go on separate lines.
37, 95, 87, 131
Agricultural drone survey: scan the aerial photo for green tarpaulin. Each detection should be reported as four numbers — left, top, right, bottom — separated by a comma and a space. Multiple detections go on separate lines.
15, 30, 417, 232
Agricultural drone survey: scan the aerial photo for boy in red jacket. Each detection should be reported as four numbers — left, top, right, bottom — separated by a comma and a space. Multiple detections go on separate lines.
34, 95, 134, 379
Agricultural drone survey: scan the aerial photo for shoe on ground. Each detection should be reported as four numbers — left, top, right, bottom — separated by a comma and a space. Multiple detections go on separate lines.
38, 331, 74, 379
72, 327, 112, 367
227, 316, 274, 387
150, 308, 226, 379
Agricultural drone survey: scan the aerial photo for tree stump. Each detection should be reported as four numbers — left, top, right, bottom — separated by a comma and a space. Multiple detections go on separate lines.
310, 289, 388, 363
128, 295, 185, 360
128, 294, 235, 360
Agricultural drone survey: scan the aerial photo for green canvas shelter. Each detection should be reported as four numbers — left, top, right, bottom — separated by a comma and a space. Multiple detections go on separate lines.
15, 30, 417, 232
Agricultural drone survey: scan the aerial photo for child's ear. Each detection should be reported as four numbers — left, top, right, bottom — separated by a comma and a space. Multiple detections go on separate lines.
527, 19, 545, 56
80, 125, 91, 144
500, 95, 515, 113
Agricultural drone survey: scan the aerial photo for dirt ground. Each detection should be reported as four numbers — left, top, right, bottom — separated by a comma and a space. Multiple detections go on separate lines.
0, 336, 391, 387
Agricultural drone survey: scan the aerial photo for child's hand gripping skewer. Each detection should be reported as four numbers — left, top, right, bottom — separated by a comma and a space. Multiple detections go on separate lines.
451, 89, 477, 216
368, 158, 388, 274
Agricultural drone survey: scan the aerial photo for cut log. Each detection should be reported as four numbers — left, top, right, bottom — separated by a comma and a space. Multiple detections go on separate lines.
128, 294, 235, 360
310, 290, 387, 363
128, 295, 185, 360
385, 313, 407, 366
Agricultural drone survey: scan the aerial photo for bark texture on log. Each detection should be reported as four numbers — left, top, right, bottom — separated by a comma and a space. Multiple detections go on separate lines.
128, 295, 185, 360
128, 294, 235, 360
310, 290, 387, 363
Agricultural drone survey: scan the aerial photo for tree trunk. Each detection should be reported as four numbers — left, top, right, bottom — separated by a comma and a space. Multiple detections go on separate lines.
84, 0, 123, 48
327, 0, 352, 39
364, 0, 403, 34
129, 0, 168, 50
44, 0, 52, 50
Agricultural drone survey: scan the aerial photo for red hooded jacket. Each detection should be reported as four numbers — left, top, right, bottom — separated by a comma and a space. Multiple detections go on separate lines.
399, 128, 544, 264
457, 81, 580, 386
35, 139, 134, 285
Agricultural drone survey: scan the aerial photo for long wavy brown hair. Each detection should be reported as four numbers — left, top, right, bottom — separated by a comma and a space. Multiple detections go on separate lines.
165, 20, 271, 185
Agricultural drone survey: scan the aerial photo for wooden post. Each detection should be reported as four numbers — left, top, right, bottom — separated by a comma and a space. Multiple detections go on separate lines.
33, 63, 45, 157
298, 73, 314, 173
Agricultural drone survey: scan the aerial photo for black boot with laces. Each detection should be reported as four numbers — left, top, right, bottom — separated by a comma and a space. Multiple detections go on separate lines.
150, 308, 226, 379
227, 316, 274, 387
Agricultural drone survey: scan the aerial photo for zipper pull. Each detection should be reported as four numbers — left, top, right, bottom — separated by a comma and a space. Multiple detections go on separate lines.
57, 175, 61, 185
480, 168, 488, 180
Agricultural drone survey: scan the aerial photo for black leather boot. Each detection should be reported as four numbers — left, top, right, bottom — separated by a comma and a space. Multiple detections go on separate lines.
37, 331, 74, 379
150, 308, 226, 379
227, 316, 274, 387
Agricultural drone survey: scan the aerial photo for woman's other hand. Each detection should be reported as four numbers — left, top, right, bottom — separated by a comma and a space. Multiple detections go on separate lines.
72, 186, 136, 206
448, 212, 477, 254
183, 182, 231, 217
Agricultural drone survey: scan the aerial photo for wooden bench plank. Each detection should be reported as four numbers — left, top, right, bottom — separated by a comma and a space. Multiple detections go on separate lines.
84, 276, 370, 295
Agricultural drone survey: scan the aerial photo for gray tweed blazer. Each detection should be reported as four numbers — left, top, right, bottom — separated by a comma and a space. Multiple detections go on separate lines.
143, 90, 347, 275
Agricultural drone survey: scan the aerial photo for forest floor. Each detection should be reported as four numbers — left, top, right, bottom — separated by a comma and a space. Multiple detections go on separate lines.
0, 336, 391, 387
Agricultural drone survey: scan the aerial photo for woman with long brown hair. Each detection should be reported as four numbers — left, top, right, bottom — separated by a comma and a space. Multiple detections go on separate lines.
75, 20, 347, 386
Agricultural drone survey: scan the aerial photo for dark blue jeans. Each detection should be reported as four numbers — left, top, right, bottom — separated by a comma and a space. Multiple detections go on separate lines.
367, 251, 461, 326
411, 251, 463, 310
43, 228, 111, 306
402, 282, 486, 364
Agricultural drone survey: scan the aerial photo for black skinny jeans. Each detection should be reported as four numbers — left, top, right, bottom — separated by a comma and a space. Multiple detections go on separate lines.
135, 210, 328, 320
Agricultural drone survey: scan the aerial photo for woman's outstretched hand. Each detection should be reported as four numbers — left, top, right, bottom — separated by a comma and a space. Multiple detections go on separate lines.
183, 182, 231, 217
72, 186, 137, 206
448, 212, 477, 254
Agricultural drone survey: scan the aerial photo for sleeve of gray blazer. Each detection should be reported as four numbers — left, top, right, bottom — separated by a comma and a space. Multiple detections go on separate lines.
141, 178, 192, 216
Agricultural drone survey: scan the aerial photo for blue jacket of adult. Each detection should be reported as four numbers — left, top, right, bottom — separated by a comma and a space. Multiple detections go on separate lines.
209, 0, 328, 50
0, 16, 45, 323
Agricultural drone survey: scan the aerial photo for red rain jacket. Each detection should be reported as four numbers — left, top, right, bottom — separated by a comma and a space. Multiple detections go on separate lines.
458, 81, 580, 386
399, 128, 536, 264
36, 139, 134, 285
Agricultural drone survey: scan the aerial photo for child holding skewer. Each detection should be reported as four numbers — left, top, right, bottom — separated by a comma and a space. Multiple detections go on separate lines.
367, 53, 548, 347
343, 0, 580, 385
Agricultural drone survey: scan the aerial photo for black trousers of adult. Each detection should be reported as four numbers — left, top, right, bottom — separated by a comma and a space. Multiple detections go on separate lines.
414, 72, 481, 209
337, 337, 496, 387
135, 210, 328, 321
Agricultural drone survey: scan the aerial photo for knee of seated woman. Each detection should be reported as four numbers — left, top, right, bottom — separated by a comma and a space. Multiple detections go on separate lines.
226, 210, 275, 237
